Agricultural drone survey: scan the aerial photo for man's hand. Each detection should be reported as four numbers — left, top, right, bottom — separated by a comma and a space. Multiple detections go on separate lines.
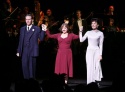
41, 24, 47, 31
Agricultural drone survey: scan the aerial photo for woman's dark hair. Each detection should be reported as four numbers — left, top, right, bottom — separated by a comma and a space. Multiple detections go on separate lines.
59, 23, 71, 33
91, 18, 99, 25
91, 18, 104, 30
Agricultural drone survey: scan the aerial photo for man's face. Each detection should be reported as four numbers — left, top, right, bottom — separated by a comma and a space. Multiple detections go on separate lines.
25, 16, 32, 26
47, 9, 52, 16
109, 6, 114, 12
76, 11, 81, 18
6, 0, 11, 3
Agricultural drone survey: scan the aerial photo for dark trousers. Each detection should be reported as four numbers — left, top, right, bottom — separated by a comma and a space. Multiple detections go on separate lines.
22, 47, 36, 79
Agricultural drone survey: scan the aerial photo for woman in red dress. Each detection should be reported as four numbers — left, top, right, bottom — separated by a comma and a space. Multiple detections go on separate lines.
42, 23, 79, 83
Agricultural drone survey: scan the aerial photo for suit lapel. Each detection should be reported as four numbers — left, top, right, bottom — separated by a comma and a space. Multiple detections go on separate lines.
82, 19, 84, 26
27, 25, 35, 39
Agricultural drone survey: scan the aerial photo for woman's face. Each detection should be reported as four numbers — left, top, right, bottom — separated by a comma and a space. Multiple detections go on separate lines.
62, 25, 68, 34
91, 21, 98, 30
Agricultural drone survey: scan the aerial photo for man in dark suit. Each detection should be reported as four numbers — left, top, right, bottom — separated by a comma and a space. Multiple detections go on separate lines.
16, 14, 45, 79
71, 10, 88, 78
72, 10, 88, 35
72, 10, 88, 55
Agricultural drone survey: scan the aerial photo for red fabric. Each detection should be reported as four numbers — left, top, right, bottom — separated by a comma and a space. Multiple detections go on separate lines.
46, 30, 79, 77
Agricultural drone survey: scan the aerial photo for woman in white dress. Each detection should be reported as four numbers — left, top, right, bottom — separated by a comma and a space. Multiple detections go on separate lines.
79, 18, 104, 85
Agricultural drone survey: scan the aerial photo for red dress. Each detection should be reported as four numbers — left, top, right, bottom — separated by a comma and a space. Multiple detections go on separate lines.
46, 30, 79, 77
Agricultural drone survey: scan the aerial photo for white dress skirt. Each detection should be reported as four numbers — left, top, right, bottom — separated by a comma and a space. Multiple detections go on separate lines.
86, 46, 103, 84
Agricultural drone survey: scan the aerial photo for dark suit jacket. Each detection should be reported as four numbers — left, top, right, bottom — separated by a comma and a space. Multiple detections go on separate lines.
72, 19, 88, 35
17, 25, 45, 57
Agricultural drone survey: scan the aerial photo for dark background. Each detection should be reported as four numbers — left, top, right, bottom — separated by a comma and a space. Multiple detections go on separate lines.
0, 0, 125, 83
1, 0, 125, 27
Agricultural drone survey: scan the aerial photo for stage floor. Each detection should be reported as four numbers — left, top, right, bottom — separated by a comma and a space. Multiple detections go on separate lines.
10, 78, 112, 92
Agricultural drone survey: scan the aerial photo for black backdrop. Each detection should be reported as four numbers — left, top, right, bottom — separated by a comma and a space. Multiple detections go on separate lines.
0, 0, 125, 82
1, 0, 125, 27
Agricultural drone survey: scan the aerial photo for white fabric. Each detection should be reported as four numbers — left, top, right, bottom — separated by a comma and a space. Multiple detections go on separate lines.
27, 25, 32, 30
79, 30, 104, 84
77, 18, 82, 28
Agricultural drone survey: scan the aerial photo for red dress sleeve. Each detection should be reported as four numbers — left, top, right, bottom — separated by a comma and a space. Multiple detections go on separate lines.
71, 33, 79, 40
46, 30, 59, 39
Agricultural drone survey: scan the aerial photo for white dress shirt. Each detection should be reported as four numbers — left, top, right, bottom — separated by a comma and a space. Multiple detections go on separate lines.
27, 25, 32, 31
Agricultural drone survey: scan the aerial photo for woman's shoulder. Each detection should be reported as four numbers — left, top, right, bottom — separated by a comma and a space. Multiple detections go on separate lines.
98, 30, 103, 34
97, 30, 104, 36
85, 30, 91, 34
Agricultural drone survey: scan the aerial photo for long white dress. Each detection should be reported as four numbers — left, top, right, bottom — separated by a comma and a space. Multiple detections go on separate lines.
79, 30, 104, 84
